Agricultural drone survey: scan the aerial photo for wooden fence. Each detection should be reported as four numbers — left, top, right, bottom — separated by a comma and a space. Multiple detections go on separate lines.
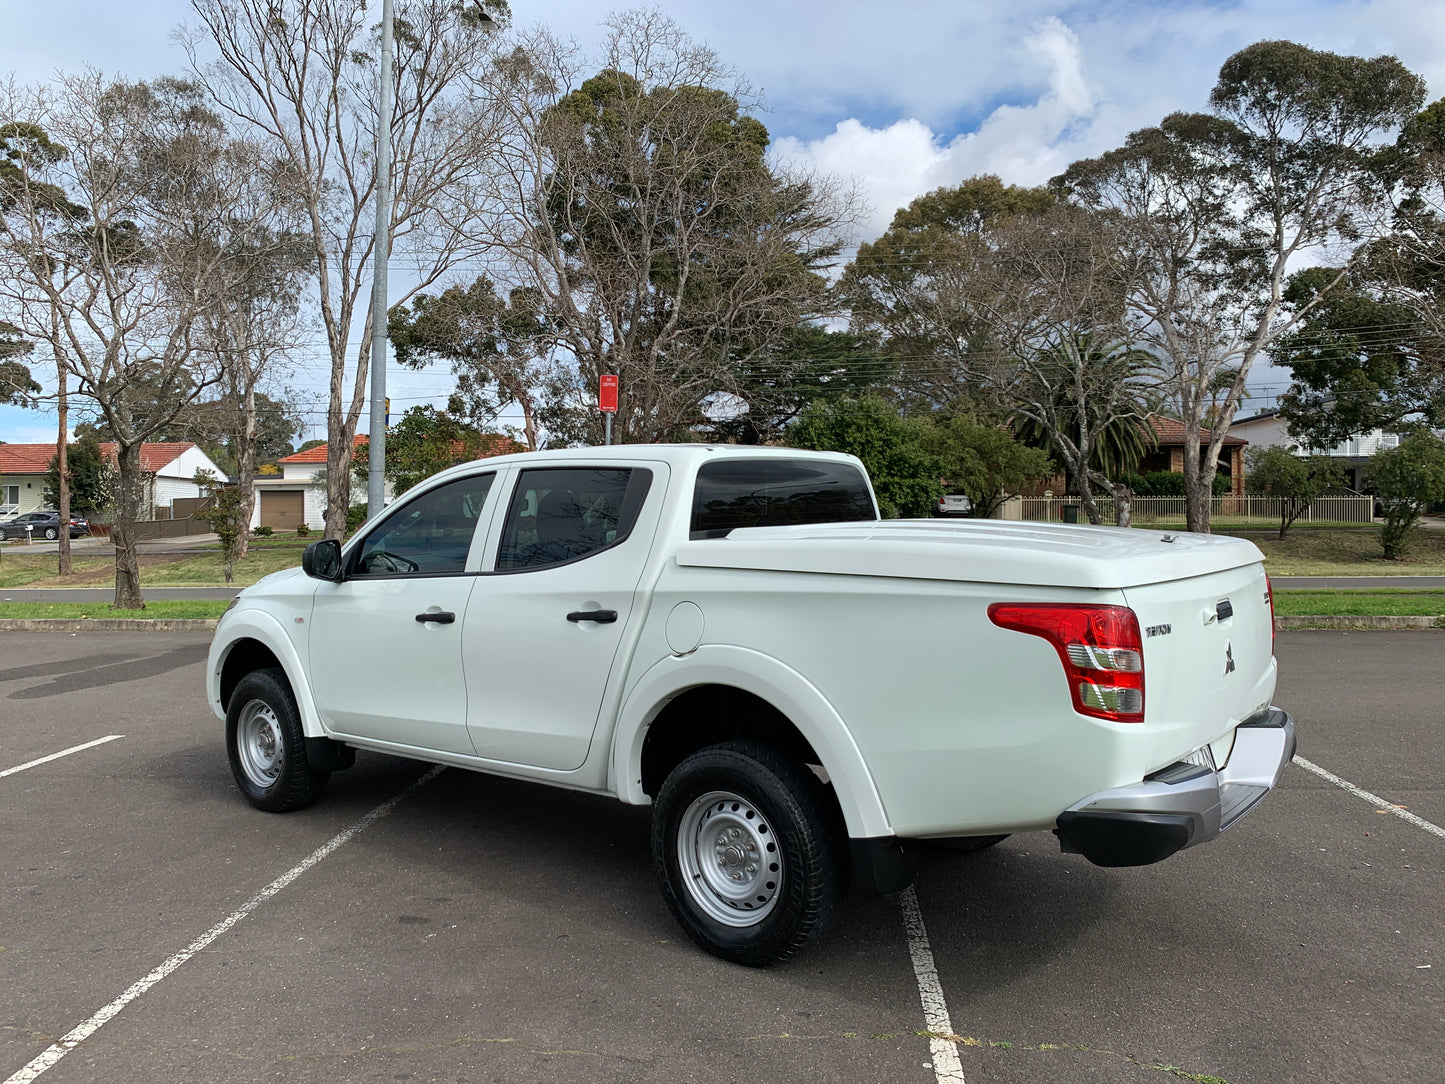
1002, 494, 1374, 526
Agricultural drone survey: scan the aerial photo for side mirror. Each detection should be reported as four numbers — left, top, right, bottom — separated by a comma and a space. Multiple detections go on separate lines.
302, 538, 344, 582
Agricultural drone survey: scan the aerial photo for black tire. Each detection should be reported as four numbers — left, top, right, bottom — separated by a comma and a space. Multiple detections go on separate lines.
225, 667, 329, 812
652, 740, 841, 967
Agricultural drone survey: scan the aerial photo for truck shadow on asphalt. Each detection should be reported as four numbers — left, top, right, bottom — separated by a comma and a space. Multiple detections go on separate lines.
3, 643, 209, 700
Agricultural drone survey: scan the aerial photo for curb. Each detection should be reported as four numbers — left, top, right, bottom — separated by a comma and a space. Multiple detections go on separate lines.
1275, 615, 1444, 630
0, 619, 219, 632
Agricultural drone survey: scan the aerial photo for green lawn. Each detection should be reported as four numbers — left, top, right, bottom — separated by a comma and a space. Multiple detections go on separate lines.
1231, 528, 1445, 576
0, 600, 230, 620
1271, 589, 1445, 617
0, 542, 304, 588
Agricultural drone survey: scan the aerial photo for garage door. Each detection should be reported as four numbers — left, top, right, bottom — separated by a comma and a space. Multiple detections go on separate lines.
259, 490, 305, 530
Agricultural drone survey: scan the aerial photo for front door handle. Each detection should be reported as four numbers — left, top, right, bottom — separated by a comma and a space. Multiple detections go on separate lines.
567, 609, 618, 624
415, 611, 456, 624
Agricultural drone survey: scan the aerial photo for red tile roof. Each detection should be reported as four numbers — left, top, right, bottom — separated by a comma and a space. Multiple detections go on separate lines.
1149, 418, 1247, 446
277, 434, 369, 465
0, 443, 57, 474
278, 433, 525, 465
1, 441, 198, 475
98, 442, 196, 471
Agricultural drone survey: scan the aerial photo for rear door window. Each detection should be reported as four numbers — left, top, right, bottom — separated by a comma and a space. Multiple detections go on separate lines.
690, 459, 877, 539
496, 468, 653, 570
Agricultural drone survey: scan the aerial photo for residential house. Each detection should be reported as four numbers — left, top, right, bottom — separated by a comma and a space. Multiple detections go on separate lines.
0, 441, 224, 518
255, 433, 525, 531
0, 443, 53, 515
1135, 418, 1249, 497
1229, 409, 1398, 491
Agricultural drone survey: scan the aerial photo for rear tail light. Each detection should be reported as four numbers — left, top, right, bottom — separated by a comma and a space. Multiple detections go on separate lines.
988, 603, 1145, 722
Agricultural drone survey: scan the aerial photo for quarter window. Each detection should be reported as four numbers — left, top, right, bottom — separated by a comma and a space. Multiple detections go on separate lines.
690, 459, 876, 539
351, 473, 494, 577
496, 468, 651, 570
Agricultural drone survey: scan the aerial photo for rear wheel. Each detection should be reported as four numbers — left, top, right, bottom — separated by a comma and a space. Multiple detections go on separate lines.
225, 667, 329, 812
653, 740, 841, 967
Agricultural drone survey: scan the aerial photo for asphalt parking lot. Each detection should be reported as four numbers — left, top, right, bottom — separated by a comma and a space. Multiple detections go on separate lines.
1, 631, 1440, 1084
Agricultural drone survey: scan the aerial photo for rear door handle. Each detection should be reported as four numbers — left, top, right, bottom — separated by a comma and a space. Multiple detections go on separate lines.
415, 611, 456, 624
567, 609, 618, 624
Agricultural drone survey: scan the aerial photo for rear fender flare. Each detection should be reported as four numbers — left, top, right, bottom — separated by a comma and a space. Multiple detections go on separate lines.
610, 644, 892, 838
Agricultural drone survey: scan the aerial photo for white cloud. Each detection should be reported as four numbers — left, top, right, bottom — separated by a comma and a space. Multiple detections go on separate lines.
772, 17, 1102, 242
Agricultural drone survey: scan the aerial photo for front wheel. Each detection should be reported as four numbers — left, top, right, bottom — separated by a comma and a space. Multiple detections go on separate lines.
652, 741, 841, 967
225, 667, 329, 812
44, 527, 58, 540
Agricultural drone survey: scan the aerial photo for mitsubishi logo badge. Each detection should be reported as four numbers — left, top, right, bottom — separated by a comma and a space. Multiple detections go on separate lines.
1224, 642, 1235, 675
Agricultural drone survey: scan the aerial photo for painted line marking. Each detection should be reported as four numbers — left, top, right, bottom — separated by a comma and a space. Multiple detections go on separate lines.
1, 735, 125, 778
3, 764, 446, 1084
899, 885, 967, 1084
1293, 755, 1445, 841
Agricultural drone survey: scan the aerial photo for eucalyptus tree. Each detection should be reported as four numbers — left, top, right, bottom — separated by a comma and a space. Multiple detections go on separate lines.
182, 0, 512, 537
0, 320, 39, 405
841, 174, 1054, 406
0, 75, 296, 606
482, 11, 855, 444
1057, 41, 1427, 532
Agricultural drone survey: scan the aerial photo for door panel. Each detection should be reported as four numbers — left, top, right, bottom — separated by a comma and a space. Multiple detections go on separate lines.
307, 471, 499, 755
463, 465, 666, 770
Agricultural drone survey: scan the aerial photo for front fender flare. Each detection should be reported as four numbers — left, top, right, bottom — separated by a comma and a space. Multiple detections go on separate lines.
610, 644, 892, 838
207, 609, 327, 739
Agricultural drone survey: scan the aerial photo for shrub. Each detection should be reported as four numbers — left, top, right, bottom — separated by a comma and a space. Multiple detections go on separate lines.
346, 503, 369, 533
253, 525, 274, 537
295, 523, 311, 537
1118, 470, 1229, 497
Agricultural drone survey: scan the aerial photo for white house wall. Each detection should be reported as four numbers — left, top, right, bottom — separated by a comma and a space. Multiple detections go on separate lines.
1, 473, 49, 515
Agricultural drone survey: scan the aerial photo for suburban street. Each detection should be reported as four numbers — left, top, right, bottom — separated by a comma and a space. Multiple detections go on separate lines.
0, 630, 1439, 1084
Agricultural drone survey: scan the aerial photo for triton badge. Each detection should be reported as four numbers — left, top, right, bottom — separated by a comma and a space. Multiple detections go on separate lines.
1224, 642, 1235, 675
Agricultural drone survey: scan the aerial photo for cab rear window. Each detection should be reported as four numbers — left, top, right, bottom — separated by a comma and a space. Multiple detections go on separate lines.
690, 459, 877, 539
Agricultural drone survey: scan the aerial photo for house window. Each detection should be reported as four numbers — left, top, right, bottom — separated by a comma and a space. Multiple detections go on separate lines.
1, 484, 18, 514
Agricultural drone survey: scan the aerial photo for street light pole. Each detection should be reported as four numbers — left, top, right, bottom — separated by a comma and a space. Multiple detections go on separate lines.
367, 0, 395, 521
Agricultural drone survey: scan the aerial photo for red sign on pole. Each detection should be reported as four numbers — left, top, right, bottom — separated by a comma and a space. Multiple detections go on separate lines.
599, 374, 618, 413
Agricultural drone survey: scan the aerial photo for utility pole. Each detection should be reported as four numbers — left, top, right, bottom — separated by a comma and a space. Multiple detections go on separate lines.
367, 0, 395, 521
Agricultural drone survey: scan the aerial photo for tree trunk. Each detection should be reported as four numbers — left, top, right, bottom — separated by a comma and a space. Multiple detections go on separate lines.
234, 383, 258, 560
1073, 463, 1103, 525
56, 371, 71, 576
111, 442, 146, 610
323, 416, 357, 540
1113, 482, 1133, 529
1182, 423, 1211, 533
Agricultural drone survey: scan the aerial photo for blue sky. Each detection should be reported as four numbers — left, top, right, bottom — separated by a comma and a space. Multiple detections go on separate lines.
4, 0, 1444, 446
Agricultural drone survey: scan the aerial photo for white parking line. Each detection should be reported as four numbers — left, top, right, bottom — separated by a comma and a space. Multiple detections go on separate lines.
0, 735, 125, 778
898, 886, 967, 1084
1293, 755, 1445, 841
3, 764, 446, 1084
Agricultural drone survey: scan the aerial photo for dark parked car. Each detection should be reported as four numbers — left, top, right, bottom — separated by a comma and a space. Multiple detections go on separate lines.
0, 512, 90, 541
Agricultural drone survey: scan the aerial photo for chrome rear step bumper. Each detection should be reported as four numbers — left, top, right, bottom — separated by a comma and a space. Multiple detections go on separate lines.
1055, 707, 1295, 867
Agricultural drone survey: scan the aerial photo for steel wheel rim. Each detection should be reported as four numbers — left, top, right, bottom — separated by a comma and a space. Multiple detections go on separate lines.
676, 789, 782, 927
236, 699, 285, 789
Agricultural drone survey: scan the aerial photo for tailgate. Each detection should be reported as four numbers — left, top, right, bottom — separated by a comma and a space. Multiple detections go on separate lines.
1123, 562, 1277, 774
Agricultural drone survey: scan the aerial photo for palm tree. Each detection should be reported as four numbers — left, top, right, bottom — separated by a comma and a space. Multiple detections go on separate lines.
1010, 334, 1160, 525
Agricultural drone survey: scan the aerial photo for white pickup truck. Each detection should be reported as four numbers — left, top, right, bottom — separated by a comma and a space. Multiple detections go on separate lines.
207, 445, 1295, 965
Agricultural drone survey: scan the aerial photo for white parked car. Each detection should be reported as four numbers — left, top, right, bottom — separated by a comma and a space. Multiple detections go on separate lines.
935, 491, 973, 516
207, 446, 1294, 965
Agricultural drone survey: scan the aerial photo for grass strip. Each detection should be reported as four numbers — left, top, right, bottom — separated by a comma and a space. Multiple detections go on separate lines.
0, 600, 231, 620
1271, 589, 1445, 617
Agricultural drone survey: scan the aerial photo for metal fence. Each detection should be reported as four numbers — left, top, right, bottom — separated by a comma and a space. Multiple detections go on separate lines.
1002, 494, 1374, 526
